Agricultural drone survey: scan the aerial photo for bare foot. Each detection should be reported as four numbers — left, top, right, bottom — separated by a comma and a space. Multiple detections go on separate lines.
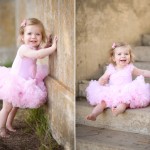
86, 114, 96, 121
6, 125, 16, 132
0, 127, 10, 138
112, 107, 119, 116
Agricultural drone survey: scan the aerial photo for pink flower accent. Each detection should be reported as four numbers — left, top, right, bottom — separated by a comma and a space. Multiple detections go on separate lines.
112, 42, 116, 49
20, 19, 27, 27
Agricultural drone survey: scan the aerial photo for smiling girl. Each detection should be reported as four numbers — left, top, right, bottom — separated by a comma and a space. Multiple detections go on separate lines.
0, 18, 57, 137
86, 42, 150, 121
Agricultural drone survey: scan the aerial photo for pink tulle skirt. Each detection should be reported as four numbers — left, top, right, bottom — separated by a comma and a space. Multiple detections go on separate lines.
86, 76, 150, 108
0, 65, 48, 108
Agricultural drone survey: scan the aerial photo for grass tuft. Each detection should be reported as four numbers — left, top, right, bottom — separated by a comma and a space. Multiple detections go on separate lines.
25, 107, 63, 150
3, 61, 13, 67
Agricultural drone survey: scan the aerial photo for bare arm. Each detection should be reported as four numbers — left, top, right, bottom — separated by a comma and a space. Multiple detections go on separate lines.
98, 72, 110, 85
19, 36, 57, 59
133, 67, 150, 78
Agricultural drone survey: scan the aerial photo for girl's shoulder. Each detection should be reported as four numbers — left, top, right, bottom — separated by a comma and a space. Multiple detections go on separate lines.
126, 63, 135, 71
18, 44, 27, 50
18, 44, 40, 50
105, 63, 115, 74
106, 63, 115, 70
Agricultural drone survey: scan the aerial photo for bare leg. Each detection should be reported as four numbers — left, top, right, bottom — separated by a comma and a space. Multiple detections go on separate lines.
6, 107, 19, 132
0, 101, 13, 138
112, 103, 129, 116
86, 101, 106, 121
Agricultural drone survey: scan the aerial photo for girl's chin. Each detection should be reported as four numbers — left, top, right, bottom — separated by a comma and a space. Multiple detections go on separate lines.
29, 44, 38, 47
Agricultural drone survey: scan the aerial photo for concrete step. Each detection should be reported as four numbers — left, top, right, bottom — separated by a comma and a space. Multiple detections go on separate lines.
76, 99, 150, 135
133, 46, 150, 62
76, 124, 150, 150
142, 34, 150, 46
135, 61, 150, 70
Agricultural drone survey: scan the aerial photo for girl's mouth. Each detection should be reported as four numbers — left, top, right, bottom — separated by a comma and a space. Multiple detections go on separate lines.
120, 59, 126, 62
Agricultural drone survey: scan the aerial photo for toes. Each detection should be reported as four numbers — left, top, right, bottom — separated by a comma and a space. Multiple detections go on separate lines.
6, 126, 16, 132
0, 128, 10, 138
86, 115, 96, 121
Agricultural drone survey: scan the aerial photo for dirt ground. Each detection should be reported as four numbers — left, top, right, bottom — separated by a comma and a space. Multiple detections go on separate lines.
0, 107, 63, 150
0, 113, 40, 150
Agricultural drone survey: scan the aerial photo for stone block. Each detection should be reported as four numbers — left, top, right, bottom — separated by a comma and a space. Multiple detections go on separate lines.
133, 46, 150, 62
78, 80, 89, 97
76, 100, 150, 135
142, 34, 150, 46
46, 77, 75, 150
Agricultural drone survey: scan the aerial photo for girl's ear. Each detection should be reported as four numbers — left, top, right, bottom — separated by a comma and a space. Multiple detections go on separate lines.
112, 56, 115, 62
21, 35, 24, 42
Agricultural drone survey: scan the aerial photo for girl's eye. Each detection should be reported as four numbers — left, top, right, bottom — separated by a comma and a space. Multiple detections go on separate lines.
125, 53, 129, 55
27, 32, 32, 35
36, 33, 41, 36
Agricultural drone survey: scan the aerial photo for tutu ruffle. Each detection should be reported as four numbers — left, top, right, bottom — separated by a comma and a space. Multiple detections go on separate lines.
0, 65, 48, 108
86, 64, 150, 109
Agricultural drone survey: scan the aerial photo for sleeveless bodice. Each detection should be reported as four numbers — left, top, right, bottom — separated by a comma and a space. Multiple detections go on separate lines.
108, 64, 133, 86
11, 45, 37, 79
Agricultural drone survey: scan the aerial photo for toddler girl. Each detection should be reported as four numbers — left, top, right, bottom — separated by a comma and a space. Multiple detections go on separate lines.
86, 42, 150, 121
0, 18, 57, 137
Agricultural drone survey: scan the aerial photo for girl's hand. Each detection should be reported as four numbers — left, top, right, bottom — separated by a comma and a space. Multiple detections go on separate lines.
51, 36, 58, 50
98, 77, 108, 85
45, 34, 53, 48
52, 36, 58, 45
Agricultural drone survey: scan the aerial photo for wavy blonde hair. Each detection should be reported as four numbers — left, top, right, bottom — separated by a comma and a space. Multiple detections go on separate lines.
109, 42, 134, 65
17, 18, 47, 46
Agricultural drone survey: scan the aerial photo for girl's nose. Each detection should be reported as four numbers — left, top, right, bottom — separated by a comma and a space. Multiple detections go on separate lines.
31, 34, 36, 38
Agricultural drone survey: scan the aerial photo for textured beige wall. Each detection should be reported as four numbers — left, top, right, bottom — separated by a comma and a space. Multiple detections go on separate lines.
16, 0, 75, 149
0, 0, 16, 64
16, 0, 74, 91
77, 0, 150, 84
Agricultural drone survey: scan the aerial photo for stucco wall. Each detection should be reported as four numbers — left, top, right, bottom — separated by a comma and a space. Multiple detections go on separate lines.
0, 0, 16, 64
16, 0, 75, 149
76, 0, 150, 87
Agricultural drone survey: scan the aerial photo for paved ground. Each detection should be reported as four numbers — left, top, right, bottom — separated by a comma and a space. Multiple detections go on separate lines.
77, 124, 150, 150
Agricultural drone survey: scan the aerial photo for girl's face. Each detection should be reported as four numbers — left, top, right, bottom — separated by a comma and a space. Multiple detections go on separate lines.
112, 47, 131, 68
22, 25, 42, 48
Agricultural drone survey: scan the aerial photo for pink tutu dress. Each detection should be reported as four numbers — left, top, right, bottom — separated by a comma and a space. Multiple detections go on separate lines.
0, 44, 48, 108
86, 63, 150, 108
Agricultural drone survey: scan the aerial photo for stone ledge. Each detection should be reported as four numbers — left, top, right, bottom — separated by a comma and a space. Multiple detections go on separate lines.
76, 99, 150, 135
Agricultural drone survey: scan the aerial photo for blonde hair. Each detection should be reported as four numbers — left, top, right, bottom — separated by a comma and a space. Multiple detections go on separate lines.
109, 42, 134, 65
18, 18, 47, 46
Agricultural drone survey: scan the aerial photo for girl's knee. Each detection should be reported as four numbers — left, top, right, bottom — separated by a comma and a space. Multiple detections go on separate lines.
101, 100, 106, 107
2, 103, 13, 113
3, 107, 12, 114
121, 103, 129, 108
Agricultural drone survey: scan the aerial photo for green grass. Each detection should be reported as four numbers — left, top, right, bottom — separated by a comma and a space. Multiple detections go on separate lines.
3, 61, 13, 67
25, 107, 63, 150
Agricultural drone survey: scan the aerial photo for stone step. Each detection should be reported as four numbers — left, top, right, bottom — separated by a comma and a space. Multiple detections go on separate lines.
135, 61, 150, 70
0, 47, 16, 65
133, 46, 150, 62
76, 99, 150, 135
142, 34, 150, 46
76, 124, 150, 150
